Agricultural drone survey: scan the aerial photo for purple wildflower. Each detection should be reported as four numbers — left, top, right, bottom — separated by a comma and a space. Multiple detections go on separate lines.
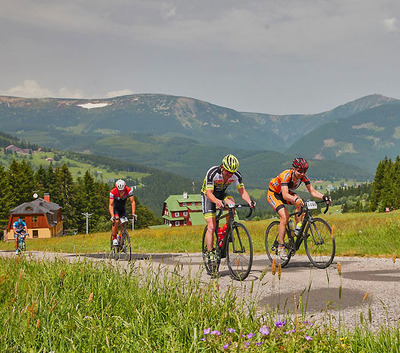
303, 321, 314, 325
255, 342, 264, 346
223, 343, 230, 349
260, 325, 270, 336
211, 330, 221, 336
284, 329, 296, 334
201, 338, 207, 341
305, 335, 313, 341
244, 341, 250, 348
247, 332, 255, 339
227, 328, 236, 333
274, 320, 286, 328
203, 327, 211, 335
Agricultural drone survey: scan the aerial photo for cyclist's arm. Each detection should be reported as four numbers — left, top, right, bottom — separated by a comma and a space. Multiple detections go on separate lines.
109, 198, 115, 218
129, 195, 136, 217
306, 184, 325, 200
206, 189, 224, 209
238, 187, 252, 206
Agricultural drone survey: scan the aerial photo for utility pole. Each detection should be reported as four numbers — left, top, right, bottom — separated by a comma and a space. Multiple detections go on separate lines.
131, 185, 138, 231
82, 212, 92, 234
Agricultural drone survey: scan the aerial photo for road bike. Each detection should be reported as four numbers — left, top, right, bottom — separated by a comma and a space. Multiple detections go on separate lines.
202, 203, 254, 280
109, 216, 132, 261
265, 199, 335, 268
15, 231, 27, 255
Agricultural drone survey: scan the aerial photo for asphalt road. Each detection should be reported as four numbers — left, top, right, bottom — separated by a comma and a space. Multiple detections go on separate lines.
1, 250, 399, 330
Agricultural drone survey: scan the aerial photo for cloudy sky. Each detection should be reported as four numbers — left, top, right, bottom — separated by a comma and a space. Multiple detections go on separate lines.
1, 0, 399, 114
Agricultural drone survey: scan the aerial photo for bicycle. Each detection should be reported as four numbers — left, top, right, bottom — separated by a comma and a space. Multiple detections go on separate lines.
265, 199, 335, 269
15, 231, 28, 255
109, 216, 132, 261
202, 203, 254, 280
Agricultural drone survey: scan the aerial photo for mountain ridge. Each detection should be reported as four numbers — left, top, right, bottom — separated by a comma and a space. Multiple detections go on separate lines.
0, 92, 397, 177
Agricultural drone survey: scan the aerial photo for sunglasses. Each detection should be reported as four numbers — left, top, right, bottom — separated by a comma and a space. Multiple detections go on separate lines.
296, 169, 307, 174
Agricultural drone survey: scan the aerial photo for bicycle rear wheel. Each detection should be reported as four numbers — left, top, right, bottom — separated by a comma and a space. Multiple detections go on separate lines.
304, 218, 335, 269
201, 226, 220, 276
265, 221, 291, 268
226, 223, 253, 280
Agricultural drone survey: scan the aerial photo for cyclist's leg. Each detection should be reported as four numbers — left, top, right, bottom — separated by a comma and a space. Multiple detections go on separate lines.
112, 208, 122, 244
223, 195, 235, 207
267, 190, 290, 245
14, 233, 18, 249
290, 192, 303, 224
201, 192, 218, 251
276, 207, 290, 245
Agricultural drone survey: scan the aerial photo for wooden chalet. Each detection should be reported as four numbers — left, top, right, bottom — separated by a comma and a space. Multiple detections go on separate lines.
162, 192, 205, 227
6, 193, 63, 240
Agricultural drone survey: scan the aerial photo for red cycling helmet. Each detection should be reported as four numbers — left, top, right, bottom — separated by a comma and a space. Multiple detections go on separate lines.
292, 157, 309, 171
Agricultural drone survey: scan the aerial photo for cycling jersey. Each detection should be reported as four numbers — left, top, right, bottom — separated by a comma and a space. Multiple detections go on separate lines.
269, 169, 310, 194
201, 166, 244, 196
13, 221, 26, 233
109, 186, 134, 209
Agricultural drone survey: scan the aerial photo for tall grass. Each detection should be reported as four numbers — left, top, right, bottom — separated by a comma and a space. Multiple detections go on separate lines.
1, 211, 400, 256
1, 256, 399, 352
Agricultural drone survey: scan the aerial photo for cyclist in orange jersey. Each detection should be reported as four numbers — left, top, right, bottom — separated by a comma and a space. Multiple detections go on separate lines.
267, 158, 330, 260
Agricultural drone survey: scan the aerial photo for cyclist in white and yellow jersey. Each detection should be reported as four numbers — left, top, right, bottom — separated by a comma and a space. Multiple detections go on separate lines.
201, 154, 254, 266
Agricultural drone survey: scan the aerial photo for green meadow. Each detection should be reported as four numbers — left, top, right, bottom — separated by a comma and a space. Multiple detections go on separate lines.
1, 211, 400, 257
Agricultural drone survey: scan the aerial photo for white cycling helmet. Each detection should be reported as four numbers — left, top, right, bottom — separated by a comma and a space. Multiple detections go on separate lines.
115, 179, 126, 191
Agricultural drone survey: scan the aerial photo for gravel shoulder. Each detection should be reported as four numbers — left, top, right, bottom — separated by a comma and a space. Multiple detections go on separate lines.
2, 250, 399, 330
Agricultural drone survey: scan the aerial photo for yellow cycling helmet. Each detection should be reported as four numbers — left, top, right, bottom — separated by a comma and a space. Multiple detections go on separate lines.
222, 154, 239, 173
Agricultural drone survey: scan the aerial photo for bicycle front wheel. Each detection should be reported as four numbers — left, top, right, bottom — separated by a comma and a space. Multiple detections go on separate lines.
226, 223, 253, 281
122, 230, 132, 262
265, 221, 291, 268
304, 218, 335, 269
108, 236, 117, 260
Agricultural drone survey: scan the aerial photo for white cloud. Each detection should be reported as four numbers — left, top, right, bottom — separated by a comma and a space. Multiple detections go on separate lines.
105, 89, 134, 98
0, 80, 84, 98
160, 3, 176, 20
382, 18, 398, 32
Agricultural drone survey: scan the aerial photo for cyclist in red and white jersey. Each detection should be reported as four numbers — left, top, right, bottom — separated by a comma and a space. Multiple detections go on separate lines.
267, 158, 330, 260
201, 154, 254, 266
109, 179, 136, 246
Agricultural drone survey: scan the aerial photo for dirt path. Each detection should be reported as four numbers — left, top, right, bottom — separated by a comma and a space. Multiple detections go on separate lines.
2, 250, 399, 329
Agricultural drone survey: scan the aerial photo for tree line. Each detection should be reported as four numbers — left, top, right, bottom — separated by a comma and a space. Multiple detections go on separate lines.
369, 156, 400, 212
0, 160, 158, 237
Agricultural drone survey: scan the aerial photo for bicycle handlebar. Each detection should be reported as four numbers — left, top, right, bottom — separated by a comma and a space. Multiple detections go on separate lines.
293, 199, 330, 217
216, 201, 255, 219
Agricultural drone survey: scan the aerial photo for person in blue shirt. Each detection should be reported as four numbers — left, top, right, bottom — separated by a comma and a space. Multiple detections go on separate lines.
13, 218, 28, 255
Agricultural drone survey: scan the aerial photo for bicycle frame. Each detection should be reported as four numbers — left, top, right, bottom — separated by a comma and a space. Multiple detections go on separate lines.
286, 200, 329, 255
215, 204, 253, 258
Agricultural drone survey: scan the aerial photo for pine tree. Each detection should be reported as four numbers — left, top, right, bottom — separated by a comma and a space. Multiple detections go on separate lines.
54, 164, 77, 230
7, 159, 36, 207
377, 159, 394, 212
369, 157, 389, 211
0, 165, 13, 238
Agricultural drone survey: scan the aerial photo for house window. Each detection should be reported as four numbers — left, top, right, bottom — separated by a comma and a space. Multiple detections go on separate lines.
32, 216, 38, 223
175, 212, 179, 217
33, 230, 38, 238
176, 221, 180, 226
183, 212, 188, 216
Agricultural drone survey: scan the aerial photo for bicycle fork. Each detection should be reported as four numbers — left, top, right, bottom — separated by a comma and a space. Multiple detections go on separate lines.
307, 220, 325, 245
